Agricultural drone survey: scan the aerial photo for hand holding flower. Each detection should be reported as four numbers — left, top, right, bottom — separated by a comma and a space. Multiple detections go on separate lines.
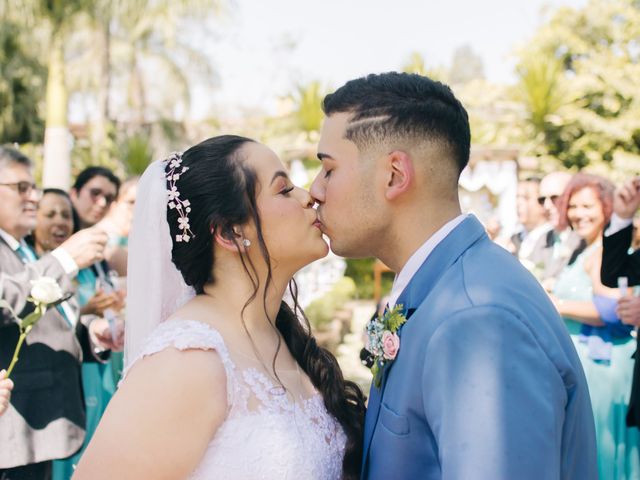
0, 277, 67, 378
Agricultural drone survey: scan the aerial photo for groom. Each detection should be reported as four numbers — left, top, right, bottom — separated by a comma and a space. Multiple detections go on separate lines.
310, 72, 597, 479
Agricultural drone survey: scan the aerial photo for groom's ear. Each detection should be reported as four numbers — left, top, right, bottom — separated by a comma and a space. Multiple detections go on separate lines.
384, 150, 414, 201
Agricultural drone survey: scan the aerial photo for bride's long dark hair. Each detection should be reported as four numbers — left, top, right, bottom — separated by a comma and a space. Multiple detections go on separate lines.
167, 135, 366, 479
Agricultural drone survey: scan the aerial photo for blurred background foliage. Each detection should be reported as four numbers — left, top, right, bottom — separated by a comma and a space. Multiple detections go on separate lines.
1, 0, 639, 297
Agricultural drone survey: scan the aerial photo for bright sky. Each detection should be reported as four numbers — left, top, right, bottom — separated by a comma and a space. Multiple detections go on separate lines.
195, 0, 588, 120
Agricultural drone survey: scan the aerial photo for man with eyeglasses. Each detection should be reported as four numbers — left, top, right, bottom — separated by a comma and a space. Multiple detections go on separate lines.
529, 171, 583, 290
0, 147, 109, 479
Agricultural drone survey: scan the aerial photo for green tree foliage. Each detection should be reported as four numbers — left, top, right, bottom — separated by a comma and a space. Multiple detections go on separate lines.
516, 0, 640, 172
291, 81, 325, 137
0, 20, 45, 143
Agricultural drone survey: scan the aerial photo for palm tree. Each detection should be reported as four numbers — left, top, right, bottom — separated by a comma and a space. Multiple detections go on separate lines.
5, 0, 223, 188
291, 81, 325, 138
514, 53, 566, 135
4, 0, 96, 189
0, 18, 45, 144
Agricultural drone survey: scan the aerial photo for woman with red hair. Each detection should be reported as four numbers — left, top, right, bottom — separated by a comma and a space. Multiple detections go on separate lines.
552, 172, 639, 479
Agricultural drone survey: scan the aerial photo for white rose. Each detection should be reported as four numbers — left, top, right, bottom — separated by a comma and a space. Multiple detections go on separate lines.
30, 277, 64, 305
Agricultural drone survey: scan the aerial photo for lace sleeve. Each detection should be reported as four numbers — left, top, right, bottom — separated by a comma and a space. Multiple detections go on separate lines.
121, 319, 235, 407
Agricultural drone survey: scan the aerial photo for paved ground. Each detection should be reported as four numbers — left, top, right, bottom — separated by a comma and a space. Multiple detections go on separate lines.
335, 300, 376, 394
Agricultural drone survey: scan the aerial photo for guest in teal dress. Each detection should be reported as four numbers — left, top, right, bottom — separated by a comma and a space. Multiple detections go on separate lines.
551, 173, 640, 480
97, 176, 139, 385
51, 168, 125, 480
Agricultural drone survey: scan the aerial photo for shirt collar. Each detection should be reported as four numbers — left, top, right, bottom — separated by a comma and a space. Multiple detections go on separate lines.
0, 228, 21, 251
388, 214, 467, 308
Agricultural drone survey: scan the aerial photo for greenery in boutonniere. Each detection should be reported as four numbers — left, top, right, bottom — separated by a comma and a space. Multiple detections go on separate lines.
361, 304, 408, 388
0, 277, 68, 378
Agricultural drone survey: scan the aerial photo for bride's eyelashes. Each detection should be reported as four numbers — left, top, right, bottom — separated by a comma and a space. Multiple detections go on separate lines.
279, 186, 295, 196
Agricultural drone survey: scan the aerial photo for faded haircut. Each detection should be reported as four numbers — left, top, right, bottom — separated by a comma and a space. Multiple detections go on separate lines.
322, 72, 471, 174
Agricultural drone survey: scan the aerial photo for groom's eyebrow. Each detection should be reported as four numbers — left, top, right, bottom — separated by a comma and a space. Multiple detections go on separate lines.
270, 171, 289, 185
317, 153, 334, 162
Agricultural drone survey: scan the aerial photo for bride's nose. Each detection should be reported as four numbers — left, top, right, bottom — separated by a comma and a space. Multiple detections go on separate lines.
297, 187, 314, 208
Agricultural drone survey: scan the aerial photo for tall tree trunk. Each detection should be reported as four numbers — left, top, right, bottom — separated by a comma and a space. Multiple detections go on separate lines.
42, 31, 71, 190
92, 16, 111, 154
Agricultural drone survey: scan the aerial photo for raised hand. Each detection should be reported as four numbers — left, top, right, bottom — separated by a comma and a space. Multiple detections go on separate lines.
60, 227, 108, 270
613, 177, 640, 220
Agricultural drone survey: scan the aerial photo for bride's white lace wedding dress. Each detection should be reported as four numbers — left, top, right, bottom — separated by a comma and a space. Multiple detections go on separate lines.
122, 319, 347, 479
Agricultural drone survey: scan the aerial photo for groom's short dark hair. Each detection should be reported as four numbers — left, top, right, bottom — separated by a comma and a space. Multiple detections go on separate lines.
322, 72, 470, 174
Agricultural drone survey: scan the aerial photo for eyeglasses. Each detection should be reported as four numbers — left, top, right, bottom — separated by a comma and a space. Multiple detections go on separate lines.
537, 195, 560, 206
88, 188, 116, 205
0, 181, 41, 197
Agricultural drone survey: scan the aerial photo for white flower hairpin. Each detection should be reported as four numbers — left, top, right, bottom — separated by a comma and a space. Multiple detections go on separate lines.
165, 152, 195, 243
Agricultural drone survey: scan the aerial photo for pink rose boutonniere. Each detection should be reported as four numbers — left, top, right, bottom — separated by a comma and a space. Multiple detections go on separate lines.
361, 304, 408, 388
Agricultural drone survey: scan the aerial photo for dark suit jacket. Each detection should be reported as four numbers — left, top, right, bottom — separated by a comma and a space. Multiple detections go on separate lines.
601, 224, 640, 287
601, 224, 640, 427
0, 237, 90, 468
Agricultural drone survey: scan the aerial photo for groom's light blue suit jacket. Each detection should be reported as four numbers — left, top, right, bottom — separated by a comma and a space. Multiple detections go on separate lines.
362, 216, 597, 480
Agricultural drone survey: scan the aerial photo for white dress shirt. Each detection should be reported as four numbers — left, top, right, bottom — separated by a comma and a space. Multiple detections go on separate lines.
388, 214, 467, 307
605, 213, 634, 237
0, 227, 77, 325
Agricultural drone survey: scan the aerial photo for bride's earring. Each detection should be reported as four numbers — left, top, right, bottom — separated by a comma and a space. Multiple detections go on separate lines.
242, 239, 251, 248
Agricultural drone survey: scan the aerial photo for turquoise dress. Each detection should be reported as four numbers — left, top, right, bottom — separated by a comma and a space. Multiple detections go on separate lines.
554, 243, 640, 480
106, 234, 128, 386
52, 267, 117, 480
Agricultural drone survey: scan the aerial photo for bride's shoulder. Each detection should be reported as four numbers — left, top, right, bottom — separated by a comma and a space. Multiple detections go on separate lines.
150, 317, 227, 351
122, 318, 231, 382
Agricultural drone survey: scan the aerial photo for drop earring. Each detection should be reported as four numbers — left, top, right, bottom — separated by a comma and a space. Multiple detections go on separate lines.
242, 239, 251, 248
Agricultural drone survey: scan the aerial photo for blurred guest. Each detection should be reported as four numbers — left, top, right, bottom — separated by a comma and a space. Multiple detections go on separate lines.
0, 147, 108, 479
30, 188, 120, 348
600, 176, 640, 428
70, 167, 120, 231
31, 189, 74, 257
54, 169, 124, 480
509, 176, 549, 262
0, 370, 13, 417
551, 173, 639, 479
530, 171, 584, 288
96, 176, 139, 277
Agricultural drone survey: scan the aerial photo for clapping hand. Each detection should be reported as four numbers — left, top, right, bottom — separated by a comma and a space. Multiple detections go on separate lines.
81, 289, 123, 317
89, 317, 125, 352
613, 177, 640, 220
60, 227, 109, 270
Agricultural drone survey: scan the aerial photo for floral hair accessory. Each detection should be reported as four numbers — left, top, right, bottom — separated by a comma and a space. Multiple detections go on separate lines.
361, 304, 408, 388
165, 152, 194, 243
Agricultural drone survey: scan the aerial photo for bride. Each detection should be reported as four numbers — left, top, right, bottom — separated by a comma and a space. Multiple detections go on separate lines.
73, 136, 365, 479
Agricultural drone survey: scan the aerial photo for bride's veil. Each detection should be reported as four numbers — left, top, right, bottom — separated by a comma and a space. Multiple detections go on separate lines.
123, 158, 195, 368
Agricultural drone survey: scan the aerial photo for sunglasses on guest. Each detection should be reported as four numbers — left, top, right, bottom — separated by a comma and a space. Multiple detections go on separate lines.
88, 188, 116, 205
537, 195, 560, 206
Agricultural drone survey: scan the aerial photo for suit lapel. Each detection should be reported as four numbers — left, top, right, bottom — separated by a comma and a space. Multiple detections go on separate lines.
362, 216, 488, 472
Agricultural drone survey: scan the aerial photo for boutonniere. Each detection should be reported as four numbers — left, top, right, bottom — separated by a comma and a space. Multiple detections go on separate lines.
360, 304, 408, 388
